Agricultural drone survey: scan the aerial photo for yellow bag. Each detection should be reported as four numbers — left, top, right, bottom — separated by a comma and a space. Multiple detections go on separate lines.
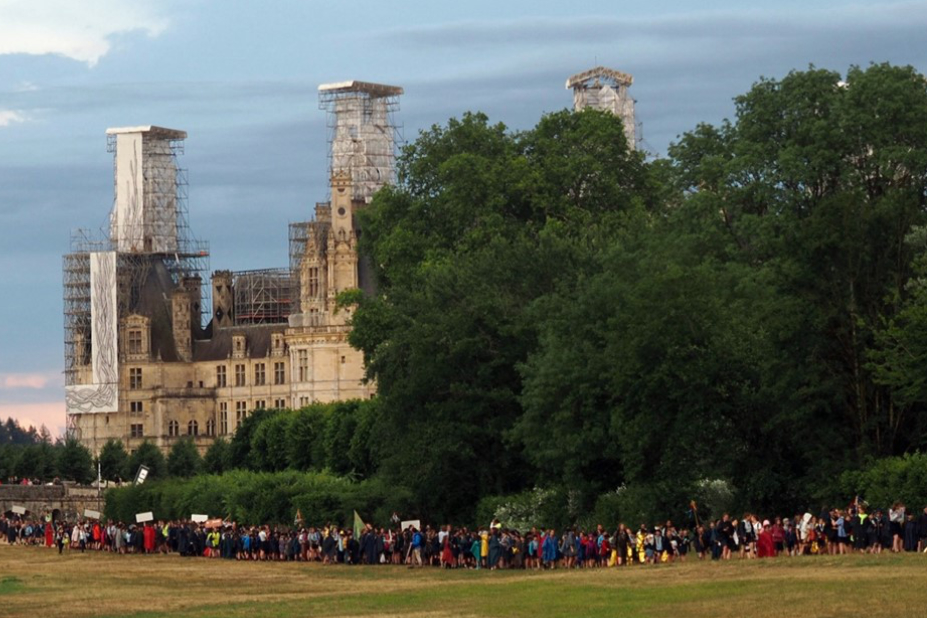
661, 550, 669, 563
607, 550, 617, 567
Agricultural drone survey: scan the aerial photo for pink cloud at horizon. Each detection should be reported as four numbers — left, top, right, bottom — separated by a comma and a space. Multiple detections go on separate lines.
0, 372, 60, 390
0, 401, 66, 437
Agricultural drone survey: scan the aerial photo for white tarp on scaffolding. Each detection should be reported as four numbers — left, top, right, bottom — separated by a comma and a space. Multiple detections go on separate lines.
65, 251, 119, 414
111, 132, 145, 252
108, 127, 180, 253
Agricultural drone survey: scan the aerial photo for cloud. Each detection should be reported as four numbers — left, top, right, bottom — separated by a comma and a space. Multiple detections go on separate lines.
0, 109, 26, 127
0, 373, 56, 390
379, 3, 927, 50
0, 0, 170, 66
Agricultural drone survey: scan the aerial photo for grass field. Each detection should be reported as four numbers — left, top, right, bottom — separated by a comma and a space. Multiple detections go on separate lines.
1, 546, 925, 618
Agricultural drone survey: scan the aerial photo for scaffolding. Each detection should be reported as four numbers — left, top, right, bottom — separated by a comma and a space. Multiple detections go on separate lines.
104, 126, 210, 323
318, 81, 403, 202
64, 128, 210, 437
566, 66, 638, 150
288, 220, 311, 312
230, 268, 294, 325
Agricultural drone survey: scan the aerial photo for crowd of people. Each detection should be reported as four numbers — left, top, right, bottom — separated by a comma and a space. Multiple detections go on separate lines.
3, 503, 927, 568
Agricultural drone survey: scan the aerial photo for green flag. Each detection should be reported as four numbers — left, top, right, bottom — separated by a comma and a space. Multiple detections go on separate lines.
353, 510, 365, 540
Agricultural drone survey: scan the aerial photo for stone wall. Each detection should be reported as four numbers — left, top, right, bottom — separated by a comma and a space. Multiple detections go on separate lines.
0, 485, 104, 521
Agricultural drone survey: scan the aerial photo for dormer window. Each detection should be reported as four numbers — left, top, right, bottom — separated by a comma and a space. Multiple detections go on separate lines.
232, 334, 246, 359
271, 333, 285, 357
123, 314, 150, 359
128, 330, 142, 355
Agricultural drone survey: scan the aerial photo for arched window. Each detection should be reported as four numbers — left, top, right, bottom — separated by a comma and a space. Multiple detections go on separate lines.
206, 418, 216, 437
187, 420, 199, 436
168, 420, 179, 437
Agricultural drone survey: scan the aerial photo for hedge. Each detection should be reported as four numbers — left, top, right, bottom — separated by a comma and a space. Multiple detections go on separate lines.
104, 469, 414, 527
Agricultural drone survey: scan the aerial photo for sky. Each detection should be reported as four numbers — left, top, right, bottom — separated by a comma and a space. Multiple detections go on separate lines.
0, 0, 925, 436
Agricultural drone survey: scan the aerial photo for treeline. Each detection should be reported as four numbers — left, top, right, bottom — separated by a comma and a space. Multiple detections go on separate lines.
0, 437, 94, 484
110, 63, 927, 527
94, 400, 377, 484
343, 62, 927, 523
0, 417, 47, 445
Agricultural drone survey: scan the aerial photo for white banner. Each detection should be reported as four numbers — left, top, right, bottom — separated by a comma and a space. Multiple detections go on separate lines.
65, 251, 119, 414
191, 514, 208, 523
135, 511, 154, 523
400, 519, 421, 531
11, 505, 26, 515
84, 509, 101, 520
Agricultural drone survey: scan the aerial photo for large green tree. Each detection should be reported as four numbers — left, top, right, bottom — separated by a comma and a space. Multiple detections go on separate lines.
167, 438, 203, 478
124, 441, 167, 482
57, 437, 93, 484
349, 109, 652, 520
98, 439, 129, 482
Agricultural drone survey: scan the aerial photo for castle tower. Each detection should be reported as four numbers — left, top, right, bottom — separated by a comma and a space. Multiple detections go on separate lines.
329, 170, 358, 298
566, 67, 637, 150
211, 270, 233, 328
106, 126, 188, 253
318, 80, 403, 202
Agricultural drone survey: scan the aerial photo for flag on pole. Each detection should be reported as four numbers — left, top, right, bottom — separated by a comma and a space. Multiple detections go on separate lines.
353, 510, 365, 540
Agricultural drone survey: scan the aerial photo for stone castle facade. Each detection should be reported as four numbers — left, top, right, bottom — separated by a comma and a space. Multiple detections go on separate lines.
65, 81, 401, 456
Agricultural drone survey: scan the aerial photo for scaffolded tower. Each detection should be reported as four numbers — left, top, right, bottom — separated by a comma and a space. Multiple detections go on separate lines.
290, 81, 402, 304
566, 67, 637, 150
318, 80, 403, 203
229, 268, 294, 325
63, 126, 208, 438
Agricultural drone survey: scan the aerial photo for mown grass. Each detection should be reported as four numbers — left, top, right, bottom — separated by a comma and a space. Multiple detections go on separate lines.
0, 577, 22, 596
1, 545, 925, 618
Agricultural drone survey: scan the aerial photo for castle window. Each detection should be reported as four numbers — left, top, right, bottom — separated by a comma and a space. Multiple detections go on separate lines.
206, 418, 216, 437
129, 368, 143, 389
130, 424, 144, 438
299, 396, 309, 407
235, 364, 245, 387
128, 329, 142, 355
235, 401, 247, 428
130, 401, 143, 416
274, 362, 285, 385
187, 420, 198, 436
297, 350, 308, 382
216, 365, 227, 388
255, 400, 266, 410
219, 403, 228, 435
168, 420, 179, 437
254, 363, 266, 386
308, 267, 320, 297
274, 398, 286, 409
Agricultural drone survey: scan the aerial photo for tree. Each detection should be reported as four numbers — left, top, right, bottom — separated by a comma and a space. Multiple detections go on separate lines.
285, 405, 328, 471
167, 438, 203, 478
14, 442, 57, 481
228, 408, 274, 470
203, 438, 233, 475
98, 439, 129, 482
663, 63, 927, 504
0, 445, 20, 480
124, 441, 167, 482
250, 411, 291, 472
57, 437, 93, 484
349, 109, 652, 520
